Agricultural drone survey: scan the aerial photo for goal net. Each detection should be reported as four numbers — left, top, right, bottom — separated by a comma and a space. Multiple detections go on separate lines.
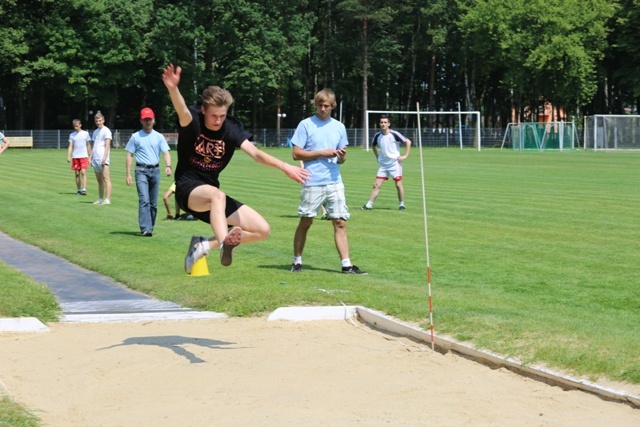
584, 115, 640, 151
501, 122, 577, 151
365, 109, 482, 151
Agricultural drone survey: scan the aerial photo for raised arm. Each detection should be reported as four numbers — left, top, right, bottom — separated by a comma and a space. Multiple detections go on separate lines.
161, 64, 192, 128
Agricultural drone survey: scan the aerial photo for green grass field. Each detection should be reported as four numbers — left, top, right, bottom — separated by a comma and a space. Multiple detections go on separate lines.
0, 146, 638, 390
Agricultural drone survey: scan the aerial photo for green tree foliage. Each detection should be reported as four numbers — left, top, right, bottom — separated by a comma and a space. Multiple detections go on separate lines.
0, 0, 631, 129
611, 0, 640, 110
457, 0, 616, 123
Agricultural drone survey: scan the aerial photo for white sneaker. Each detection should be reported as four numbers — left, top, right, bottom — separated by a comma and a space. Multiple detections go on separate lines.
103, 199, 111, 205
184, 236, 209, 274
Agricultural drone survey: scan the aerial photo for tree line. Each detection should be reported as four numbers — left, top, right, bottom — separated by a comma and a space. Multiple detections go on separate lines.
0, 0, 636, 132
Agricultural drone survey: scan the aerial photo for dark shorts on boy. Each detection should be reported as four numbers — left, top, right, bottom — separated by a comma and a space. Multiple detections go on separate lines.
175, 178, 244, 223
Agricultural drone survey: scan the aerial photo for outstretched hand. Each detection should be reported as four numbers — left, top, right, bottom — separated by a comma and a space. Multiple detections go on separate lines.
162, 64, 181, 89
283, 163, 311, 184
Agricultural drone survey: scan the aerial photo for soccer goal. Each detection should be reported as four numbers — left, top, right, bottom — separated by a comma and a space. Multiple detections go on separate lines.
500, 122, 578, 151
365, 109, 482, 151
584, 115, 640, 151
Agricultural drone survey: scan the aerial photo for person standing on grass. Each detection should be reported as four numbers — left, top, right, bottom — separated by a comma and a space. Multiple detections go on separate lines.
91, 111, 112, 205
290, 88, 366, 275
161, 64, 310, 274
67, 119, 92, 196
0, 131, 10, 155
361, 114, 411, 211
125, 107, 172, 237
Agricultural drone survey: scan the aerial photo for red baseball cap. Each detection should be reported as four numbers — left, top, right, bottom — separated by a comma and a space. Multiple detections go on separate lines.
140, 107, 155, 119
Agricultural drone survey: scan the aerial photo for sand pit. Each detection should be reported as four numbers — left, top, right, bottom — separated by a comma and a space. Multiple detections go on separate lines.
1, 316, 639, 426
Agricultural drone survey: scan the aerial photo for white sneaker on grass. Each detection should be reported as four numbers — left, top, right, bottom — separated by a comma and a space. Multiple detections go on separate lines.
184, 235, 209, 274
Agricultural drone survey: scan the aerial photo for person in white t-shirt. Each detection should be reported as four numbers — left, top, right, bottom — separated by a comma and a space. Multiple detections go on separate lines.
0, 131, 10, 155
67, 119, 92, 196
91, 111, 112, 205
361, 114, 411, 211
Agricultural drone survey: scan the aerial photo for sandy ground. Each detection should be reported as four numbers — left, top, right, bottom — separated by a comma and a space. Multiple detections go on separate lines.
0, 317, 638, 427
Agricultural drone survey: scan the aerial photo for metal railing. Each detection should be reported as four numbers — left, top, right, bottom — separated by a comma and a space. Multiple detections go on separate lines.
3, 127, 519, 150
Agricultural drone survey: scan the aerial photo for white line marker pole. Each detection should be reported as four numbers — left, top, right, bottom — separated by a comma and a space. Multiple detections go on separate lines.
416, 103, 435, 350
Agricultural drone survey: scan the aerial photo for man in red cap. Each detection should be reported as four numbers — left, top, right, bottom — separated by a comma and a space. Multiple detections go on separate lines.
125, 107, 172, 237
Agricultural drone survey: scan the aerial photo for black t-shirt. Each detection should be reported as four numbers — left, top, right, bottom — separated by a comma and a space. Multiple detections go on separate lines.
175, 106, 253, 188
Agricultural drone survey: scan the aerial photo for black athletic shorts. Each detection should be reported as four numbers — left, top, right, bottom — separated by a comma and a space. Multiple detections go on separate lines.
175, 178, 244, 224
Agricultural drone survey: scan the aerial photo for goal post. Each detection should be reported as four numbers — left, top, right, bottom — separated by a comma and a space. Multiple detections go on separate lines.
500, 122, 578, 151
584, 115, 640, 151
365, 109, 482, 151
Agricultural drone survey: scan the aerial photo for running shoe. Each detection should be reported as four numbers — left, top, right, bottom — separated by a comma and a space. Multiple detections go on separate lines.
341, 265, 368, 275
291, 263, 302, 273
399, 206, 406, 210
220, 227, 242, 267
184, 235, 209, 274
359, 205, 372, 210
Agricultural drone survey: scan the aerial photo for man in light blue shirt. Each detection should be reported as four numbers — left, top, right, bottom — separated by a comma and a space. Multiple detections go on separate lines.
125, 107, 172, 236
290, 89, 366, 275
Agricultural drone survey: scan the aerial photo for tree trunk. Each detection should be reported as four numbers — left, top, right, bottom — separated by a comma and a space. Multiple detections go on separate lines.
428, 52, 436, 127
37, 84, 46, 130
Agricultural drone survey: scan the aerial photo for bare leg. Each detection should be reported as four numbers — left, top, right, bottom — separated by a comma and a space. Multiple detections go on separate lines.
187, 185, 230, 247
332, 218, 350, 260
226, 204, 270, 243
163, 188, 174, 218
95, 170, 105, 199
80, 169, 87, 190
102, 165, 112, 200
395, 180, 405, 203
293, 217, 313, 257
367, 178, 385, 204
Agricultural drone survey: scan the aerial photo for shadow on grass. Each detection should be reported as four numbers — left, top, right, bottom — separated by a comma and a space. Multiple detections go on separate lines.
260, 263, 341, 274
109, 230, 146, 237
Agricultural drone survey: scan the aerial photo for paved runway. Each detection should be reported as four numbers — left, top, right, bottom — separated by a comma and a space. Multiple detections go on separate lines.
0, 231, 202, 318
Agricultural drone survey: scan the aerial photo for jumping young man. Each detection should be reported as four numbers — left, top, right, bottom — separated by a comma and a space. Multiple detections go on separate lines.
161, 64, 309, 273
